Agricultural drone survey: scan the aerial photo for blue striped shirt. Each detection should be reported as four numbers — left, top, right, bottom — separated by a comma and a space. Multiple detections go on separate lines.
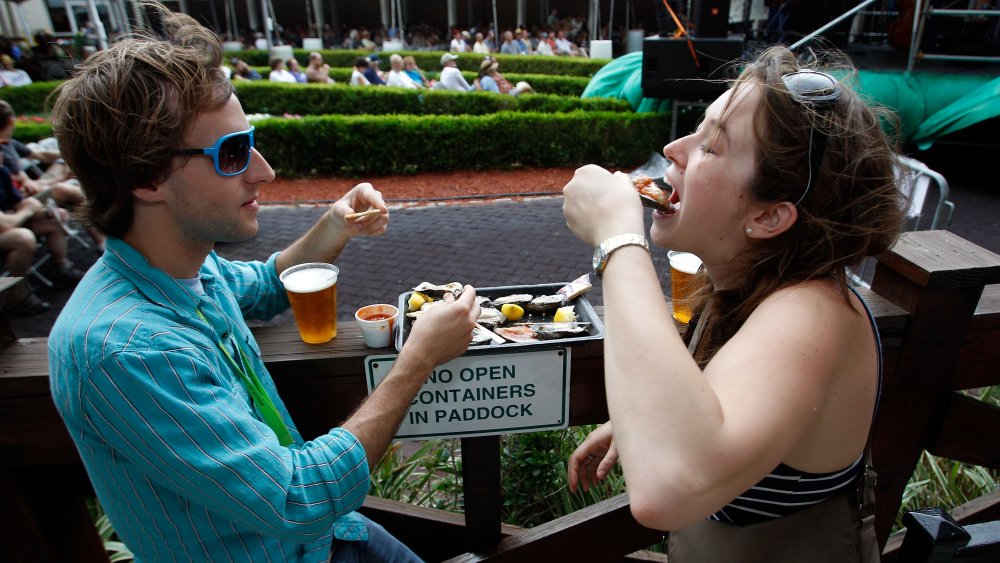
49, 238, 370, 563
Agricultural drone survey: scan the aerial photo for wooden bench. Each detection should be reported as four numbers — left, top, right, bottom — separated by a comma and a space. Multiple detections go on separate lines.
1, 230, 998, 561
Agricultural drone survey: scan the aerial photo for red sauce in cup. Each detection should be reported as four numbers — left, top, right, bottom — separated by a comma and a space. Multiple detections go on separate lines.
362, 313, 393, 321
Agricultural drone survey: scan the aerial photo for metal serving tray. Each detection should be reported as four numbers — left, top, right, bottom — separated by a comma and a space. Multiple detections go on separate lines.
395, 282, 605, 353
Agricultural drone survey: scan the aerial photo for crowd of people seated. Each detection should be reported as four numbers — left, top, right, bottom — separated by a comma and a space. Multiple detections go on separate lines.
0, 101, 97, 316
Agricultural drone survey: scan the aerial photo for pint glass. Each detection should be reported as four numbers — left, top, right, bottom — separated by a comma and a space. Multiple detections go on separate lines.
279, 263, 339, 344
667, 251, 702, 324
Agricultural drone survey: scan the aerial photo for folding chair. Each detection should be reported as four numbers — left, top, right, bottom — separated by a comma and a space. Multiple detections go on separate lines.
895, 154, 955, 231
849, 154, 956, 288
46, 199, 91, 251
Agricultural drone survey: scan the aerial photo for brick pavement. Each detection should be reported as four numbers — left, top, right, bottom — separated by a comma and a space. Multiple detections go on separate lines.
10, 167, 999, 339
212, 197, 673, 331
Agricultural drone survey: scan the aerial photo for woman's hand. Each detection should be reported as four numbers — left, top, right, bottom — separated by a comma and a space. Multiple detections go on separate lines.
567, 422, 619, 493
562, 165, 645, 247
331, 182, 389, 238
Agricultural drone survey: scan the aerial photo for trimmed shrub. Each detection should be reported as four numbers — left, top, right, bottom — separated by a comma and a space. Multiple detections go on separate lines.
233, 81, 630, 116
8, 112, 668, 176
271, 68, 591, 97
10, 121, 53, 142
0, 81, 63, 114
255, 111, 669, 177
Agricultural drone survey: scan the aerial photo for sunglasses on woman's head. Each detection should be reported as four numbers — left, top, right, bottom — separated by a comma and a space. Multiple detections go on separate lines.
173, 126, 255, 177
781, 71, 842, 207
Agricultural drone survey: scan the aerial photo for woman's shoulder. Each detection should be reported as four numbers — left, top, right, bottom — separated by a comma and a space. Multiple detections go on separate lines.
749, 279, 868, 339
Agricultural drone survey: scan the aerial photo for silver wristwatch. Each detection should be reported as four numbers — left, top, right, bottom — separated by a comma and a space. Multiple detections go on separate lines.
592, 233, 649, 276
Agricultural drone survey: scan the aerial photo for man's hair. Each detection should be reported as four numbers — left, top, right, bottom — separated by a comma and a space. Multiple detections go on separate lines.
0, 100, 13, 125
50, 1, 234, 238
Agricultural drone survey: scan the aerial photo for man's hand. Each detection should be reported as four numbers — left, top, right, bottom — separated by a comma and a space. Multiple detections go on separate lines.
342, 286, 480, 468
331, 182, 389, 238
400, 286, 481, 372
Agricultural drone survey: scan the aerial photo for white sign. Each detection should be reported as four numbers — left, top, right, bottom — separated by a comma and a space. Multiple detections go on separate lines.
364, 349, 571, 440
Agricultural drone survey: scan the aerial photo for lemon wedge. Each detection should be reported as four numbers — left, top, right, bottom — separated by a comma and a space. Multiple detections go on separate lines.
408, 292, 429, 312
553, 306, 576, 323
500, 303, 525, 321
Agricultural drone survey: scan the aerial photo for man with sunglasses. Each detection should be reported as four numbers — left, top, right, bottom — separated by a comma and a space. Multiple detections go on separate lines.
45, 4, 480, 562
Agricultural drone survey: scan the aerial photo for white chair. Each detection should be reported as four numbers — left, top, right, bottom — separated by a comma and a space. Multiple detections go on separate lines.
849, 154, 956, 288
895, 154, 955, 231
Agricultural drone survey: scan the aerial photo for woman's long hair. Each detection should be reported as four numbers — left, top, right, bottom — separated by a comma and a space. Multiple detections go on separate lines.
687, 46, 905, 366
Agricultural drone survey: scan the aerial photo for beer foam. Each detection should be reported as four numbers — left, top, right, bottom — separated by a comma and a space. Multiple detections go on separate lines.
668, 252, 702, 275
281, 266, 338, 292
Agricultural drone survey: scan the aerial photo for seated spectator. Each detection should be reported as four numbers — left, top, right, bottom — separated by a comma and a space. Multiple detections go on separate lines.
500, 30, 516, 54
0, 172, 50, 314
287, 58, 307, 83
472, 32, 490, 54
514, 29, 532, 55
360, 29, 377, 51
554, 30, 577, 56
477, 56, 532, 97
229, 57, 261, 80
267, 57, 296, 83
574, 30, 590, 57
305, 51, 334, 84
484, 30, 498, 52
363, 54, 386, 85
0, 101, 105, 253
0, 54, 31, 87
449, 30, 469, 53
535, 32, 555, 56
0, 165, 85, 297
252, 32, 267, 50
437, 53, 472, 91
385, 54, 422, 89
350, 57, 371, 86
402, 55, 431, 87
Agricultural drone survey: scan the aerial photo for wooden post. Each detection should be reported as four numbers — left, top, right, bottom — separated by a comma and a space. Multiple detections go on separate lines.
870, 231, 1000, 547
462, 435, 503, 551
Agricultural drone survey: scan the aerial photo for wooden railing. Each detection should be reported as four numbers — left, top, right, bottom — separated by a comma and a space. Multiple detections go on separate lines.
1, 230, 998, 562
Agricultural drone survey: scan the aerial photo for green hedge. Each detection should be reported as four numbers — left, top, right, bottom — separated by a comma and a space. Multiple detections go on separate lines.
234, 81, 629, 116
256, 111, 669, 176
10, 121, 53, 141
7, 111, 668, 176
267, 67, 590, 97
1, 74, 601, 117
230, 48, 608, 77
0, 81, 62, 114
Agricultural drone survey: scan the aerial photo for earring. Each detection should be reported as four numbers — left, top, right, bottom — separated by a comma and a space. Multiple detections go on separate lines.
745, 227, 753, 234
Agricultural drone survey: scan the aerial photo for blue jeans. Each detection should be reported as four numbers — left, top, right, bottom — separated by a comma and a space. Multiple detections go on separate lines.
330, 514, 423, 563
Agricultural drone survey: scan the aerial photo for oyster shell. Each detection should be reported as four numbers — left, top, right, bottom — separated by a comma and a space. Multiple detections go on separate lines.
412, 282, 464, 298
477, 307, 507, 330
491, 293, 534, 307
525, 294, 566, 313
495, 325, 538, 343
534, 323, 587, 340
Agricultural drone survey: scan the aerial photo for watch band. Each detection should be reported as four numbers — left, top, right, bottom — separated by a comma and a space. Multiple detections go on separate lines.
593, 233, 649, 276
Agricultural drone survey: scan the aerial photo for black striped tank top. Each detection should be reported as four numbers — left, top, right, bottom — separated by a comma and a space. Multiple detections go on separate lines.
708, 286, 882, 526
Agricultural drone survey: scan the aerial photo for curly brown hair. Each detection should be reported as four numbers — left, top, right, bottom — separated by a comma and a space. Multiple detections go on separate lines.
687, 46, 905, 366
49, 1, 234, 238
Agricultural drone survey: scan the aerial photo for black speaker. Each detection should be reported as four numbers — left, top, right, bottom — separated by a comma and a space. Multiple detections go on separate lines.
641, 36, 745, 101
692, 0, 731, 38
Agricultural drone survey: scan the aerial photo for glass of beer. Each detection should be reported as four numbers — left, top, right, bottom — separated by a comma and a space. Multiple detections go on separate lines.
279, 263, 339, 344
667, 251, 702, 324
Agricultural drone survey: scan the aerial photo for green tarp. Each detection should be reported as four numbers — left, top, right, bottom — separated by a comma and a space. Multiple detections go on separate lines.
583, 52, 1000, 149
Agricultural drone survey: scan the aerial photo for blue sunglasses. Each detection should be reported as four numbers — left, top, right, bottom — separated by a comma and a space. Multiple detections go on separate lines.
174, 126, 255, 176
